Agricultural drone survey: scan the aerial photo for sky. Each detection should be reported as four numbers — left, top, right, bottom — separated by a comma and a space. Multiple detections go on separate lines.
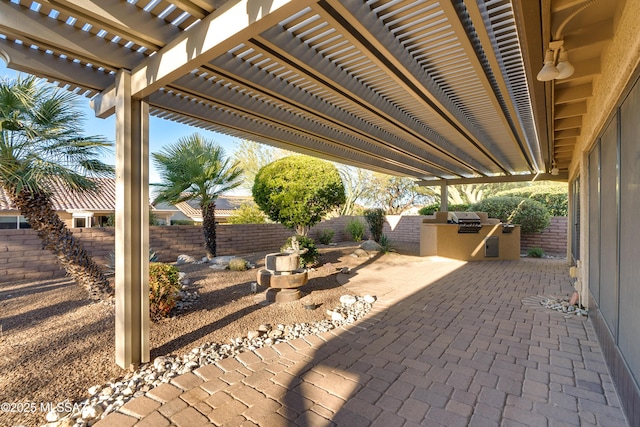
0, 62, 245, 187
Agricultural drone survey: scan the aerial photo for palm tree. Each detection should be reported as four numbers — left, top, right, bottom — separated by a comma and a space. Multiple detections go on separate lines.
0, 76, 114, 298
152, 133, 243, 258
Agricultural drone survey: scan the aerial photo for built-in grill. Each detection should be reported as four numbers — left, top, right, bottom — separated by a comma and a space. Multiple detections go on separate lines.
448, 211, 482, 233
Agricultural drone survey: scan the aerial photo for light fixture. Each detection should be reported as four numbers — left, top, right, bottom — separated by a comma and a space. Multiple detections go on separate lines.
536, 41, 574, 82
555, 48, 575, 79
551, 159, 559, 176
536, 49, 560, 81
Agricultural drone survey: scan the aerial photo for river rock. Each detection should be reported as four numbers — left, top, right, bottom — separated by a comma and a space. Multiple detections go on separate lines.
363, 295, 376, 303
339, 295, 357, 305
81, 403, 103, 421
176, 254, 196, 265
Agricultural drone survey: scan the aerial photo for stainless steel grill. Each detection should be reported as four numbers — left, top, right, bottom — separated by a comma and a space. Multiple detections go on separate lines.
448, 212, 482, 234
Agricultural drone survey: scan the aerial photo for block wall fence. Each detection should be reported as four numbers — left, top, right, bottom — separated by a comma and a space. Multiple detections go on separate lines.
0, 216, 567, 282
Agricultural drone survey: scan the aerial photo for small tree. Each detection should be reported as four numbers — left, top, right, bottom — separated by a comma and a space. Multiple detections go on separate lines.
364, 208, 385, 242
252, 155, 346, 235
153, 134, 243, 258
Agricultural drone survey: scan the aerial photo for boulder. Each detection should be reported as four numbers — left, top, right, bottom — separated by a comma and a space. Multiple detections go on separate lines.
360, 240, 382, 251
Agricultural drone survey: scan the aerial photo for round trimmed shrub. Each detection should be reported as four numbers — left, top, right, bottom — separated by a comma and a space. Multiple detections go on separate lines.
469, 196, 550, 234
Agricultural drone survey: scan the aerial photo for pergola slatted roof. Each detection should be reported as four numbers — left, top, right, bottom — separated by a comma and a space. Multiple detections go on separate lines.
1, 0, 548, 181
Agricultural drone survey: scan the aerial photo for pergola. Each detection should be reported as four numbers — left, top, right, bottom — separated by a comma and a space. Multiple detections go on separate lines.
0, 0, 621, 368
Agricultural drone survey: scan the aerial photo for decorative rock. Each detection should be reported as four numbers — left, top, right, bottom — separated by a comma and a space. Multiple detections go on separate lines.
81, 404, 103, 421
363, 295, 376, 304
360, 240, 382, 251
154, 356, 170, 372
247, 330, 261, 340
176, 254, 196, 265
351, 248, 369, 258
87, 385, 101, 396
178, 272, 190, 285
340, 267, 350, 274
45, 409, 60, 422
268, 329, 283, 339
339, 295, 357, 306
202, 257, 209, 263
258, 324, 271, 332
209, 264, 228, 271
331, 311, 345, 321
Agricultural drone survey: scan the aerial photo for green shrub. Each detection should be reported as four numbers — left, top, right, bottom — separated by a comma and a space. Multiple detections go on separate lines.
494, 184, 567, 216
345, 218, 366, 241
317, 229, 335, 245
469, 196, 550, 234
282, 235, 319, 268
229, 258, 248, 271
149, 263, 182, 321
364, 208, 385, 242
418, 203, 471, 215
418, 203, 440, 215
227, 202, 267, 224
527, 247, 545, 258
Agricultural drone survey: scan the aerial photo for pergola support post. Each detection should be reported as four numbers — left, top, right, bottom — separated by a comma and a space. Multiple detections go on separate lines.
440, 182, 449, 211
114, 70, 150, 369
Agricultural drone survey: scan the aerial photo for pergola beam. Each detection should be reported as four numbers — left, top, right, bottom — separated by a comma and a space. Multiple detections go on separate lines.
43, 0, 179, 50
92, 0, 307, 117
418, 172, 569, 187
0, 1, 145, 71
0, 39, 114, 92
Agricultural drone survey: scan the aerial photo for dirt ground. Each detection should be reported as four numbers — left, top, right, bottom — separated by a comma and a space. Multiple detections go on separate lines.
0, 242, 414, 427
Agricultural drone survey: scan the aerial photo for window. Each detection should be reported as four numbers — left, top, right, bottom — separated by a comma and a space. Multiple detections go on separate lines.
0, 216, 18, 229
74, 217, 86, 228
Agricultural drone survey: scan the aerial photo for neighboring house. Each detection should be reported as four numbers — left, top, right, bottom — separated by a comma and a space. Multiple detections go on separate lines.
155, 195, 254, 224
0, 178, 116, 229
0, 178, 250, 228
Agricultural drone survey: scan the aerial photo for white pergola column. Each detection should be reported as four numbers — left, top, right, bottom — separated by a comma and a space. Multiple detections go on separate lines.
115, 70, 150, 369
440, 181, 449, 211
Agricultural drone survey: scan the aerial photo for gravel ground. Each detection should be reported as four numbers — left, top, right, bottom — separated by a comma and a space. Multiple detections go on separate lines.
0, 242, 400, 427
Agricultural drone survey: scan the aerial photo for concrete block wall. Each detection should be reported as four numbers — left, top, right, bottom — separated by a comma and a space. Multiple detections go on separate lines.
0, 216, 567, 282
309, 215, 423, 244
520, 216, 568, 255
0, 224, 294, 282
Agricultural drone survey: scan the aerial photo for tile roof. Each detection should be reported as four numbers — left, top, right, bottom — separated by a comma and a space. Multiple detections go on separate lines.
1, 179, 251, 219
0, 178, 116, 212
173, 195, 253, 220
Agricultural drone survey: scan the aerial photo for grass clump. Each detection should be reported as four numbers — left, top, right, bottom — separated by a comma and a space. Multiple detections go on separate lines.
317, 229, 335, 245
345, 218, 366, 242
527, 247, 545, 258
229, 258, 249, 271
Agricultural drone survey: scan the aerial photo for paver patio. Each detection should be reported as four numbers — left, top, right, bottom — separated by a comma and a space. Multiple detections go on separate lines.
96, 255, 628, 426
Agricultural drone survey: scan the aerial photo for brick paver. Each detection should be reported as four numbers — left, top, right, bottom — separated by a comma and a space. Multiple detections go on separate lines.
124, 257, 627, 426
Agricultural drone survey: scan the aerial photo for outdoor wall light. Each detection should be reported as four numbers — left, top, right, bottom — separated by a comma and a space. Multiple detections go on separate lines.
551, 159, 560, 175
537, 41, 574, 82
